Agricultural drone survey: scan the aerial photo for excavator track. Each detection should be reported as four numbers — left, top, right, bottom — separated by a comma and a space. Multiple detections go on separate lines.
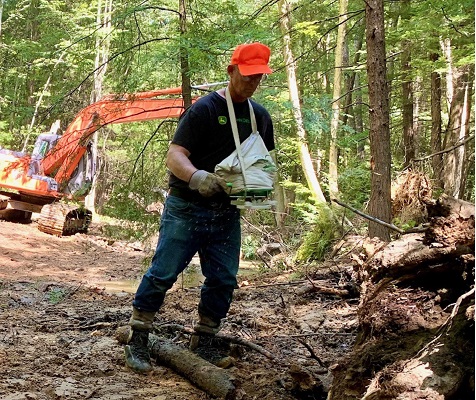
38, 203, 92, 236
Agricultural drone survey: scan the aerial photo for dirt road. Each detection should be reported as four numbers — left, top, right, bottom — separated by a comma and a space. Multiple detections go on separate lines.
0, 219, 357, 399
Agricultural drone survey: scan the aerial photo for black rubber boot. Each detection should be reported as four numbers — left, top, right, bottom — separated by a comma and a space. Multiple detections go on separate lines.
190, 333, 234, 369
124, 329, 152, 373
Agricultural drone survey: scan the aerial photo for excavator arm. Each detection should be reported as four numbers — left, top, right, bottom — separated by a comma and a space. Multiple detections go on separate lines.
41, 87, 187, 184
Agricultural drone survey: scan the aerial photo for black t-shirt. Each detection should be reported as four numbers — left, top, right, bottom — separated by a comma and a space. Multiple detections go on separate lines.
169, 91, 274, 193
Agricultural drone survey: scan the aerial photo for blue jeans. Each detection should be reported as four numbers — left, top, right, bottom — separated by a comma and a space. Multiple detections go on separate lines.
133, 195, 241, 322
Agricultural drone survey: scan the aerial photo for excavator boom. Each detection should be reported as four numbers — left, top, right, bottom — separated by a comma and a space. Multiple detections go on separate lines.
42, 87, 188, 183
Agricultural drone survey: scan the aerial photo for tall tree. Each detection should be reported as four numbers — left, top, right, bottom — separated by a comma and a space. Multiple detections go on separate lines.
85, 0, 113, 212
328, 0, 348, 199
401, 0, 416, 167
179, 0, 192, 109
442, 63, 474, 198
279, 0, 326, 204
430, 52, 443, 187
365, 0, 392, 241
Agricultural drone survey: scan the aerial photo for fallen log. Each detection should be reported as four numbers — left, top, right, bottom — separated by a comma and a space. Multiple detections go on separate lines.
426, 193, 475, 219
116, 326, 242, 400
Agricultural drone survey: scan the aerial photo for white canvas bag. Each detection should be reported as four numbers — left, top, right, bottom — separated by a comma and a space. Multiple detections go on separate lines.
214, 88, 276, 195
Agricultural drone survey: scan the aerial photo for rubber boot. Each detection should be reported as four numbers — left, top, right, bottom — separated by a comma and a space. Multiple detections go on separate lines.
190, 314, 234, 369
124, 308, 156, 373
124, 329, 152, 373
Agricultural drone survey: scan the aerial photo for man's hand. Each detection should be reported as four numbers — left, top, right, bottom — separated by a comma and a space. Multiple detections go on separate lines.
189, 170, 227, 197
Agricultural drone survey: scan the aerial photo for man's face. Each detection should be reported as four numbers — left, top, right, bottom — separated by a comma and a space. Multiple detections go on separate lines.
229, 65, 263, 101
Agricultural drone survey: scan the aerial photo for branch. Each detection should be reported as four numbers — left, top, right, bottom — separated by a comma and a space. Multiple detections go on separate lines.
416, 288, 475, 358
297, 339, 326, 367
153, 323, 278, 361
413, 134, 474, 162
331, 198, 429, 235
331, 198, 404, 234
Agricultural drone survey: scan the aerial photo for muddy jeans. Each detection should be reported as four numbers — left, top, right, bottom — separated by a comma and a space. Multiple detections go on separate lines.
132, 195, 241, 322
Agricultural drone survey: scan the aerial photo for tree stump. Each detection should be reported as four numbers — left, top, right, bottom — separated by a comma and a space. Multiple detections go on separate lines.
328, 195, 475, 399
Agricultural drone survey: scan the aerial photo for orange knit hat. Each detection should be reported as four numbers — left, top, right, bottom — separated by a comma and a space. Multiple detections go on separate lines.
230, 43, 273, 76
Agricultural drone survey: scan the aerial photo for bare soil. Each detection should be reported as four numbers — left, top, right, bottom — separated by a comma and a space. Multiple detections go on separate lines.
0, 218, 358, 400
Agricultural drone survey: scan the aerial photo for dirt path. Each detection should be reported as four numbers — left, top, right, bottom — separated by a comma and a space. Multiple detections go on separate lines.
0, 219, 358, 399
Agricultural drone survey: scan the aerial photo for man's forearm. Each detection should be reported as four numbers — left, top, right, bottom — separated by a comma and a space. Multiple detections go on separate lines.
166, 144, 197, 183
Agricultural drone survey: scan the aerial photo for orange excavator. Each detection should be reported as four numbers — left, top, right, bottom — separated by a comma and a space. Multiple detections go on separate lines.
0, 86, 197, 236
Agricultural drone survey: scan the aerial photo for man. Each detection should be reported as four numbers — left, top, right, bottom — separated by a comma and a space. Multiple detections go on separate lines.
124, 42, 274, 373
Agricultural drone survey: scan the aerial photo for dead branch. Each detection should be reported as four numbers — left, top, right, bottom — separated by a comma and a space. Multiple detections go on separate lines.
297, 339, 326, 367
415, 287, 475, 360
332, 198, 428, 234
413, 134, 474, 162
295, 280, 350, 297
243, 280, 306, 288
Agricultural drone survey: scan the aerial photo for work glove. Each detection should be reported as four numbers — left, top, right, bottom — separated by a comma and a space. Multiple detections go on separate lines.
189, 170, 227, 197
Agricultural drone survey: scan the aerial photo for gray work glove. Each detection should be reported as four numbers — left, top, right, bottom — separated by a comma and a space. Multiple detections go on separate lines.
189, 170, 227, 197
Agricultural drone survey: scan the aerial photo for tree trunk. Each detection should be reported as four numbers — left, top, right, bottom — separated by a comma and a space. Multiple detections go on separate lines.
179, 0, 192, 109
355, 72, 365, 159
401, 0, 415, 167
0, 0, 3, 42
430, 52, 443, 188
328, 0, 348, 199
278, 0, 327, 204
342, 22, 364, 128
85, 0, 113, 213
457, 66, 474, 199
272, 153, 287, 228
442, 64, 474, 198
441, 38, 453, 111
365, 0, 392, 241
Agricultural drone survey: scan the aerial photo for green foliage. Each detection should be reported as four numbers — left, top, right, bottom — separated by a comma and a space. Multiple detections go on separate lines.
97, 120, 172, 223
338, 158, 371, 209
241, 235, 260, 260
295, 203, 341, 263
0, 0, 474, 255
100, 219, 160, 242
45, 287, 66, 305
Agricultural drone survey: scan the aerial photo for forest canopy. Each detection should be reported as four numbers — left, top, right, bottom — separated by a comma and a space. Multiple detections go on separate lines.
0, 0, 473, 249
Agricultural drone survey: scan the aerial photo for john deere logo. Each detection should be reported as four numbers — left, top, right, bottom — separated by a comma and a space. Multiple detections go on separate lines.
218, 116, 227, 125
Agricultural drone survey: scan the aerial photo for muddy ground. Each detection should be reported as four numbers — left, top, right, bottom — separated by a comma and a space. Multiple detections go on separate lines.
0, 217, 358, 400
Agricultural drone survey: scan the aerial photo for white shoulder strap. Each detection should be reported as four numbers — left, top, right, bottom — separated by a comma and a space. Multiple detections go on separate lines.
225, 88, 257, 190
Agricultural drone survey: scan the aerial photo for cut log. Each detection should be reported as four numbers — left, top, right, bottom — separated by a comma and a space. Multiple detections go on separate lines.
116, 326, 242, 400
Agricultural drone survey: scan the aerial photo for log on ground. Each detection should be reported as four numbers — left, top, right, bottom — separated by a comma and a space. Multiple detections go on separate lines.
116, 326, 242, 400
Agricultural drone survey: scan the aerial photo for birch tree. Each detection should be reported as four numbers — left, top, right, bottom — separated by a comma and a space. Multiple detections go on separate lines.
85, 0, 113, 212
279, 0, 326, 204
328, 0, 348, 199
